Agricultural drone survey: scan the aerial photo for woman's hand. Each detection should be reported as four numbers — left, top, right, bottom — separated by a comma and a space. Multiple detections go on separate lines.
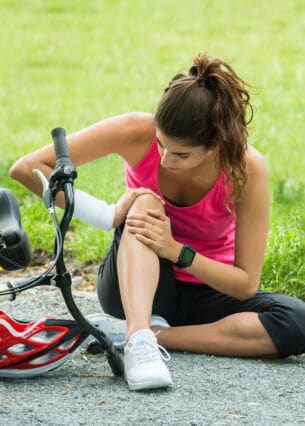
126, 209, 182, 262
114, 188, 164, 228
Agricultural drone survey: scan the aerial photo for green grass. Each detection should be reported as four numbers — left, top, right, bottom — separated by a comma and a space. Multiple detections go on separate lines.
0, 0, 305, 297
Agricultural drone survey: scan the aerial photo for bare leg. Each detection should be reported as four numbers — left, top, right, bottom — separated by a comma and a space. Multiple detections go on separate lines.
153, 312, 278, 357
117, 194, 164, 342
115, 194, 277, 357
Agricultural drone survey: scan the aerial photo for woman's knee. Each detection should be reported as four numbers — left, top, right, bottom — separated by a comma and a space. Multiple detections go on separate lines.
128, 193, 165, 215
258, 294, 305, 357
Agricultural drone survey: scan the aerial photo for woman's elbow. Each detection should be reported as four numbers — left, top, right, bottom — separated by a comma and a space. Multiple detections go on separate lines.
237, 280, 260, 302
9, 155, 42, 193
9, 157, 29, 183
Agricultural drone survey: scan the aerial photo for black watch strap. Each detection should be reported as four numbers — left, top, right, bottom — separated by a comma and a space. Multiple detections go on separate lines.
175, 244, 196, 269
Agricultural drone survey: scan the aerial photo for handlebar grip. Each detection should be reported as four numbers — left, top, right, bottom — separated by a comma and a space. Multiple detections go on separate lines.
51, 127, 73, 168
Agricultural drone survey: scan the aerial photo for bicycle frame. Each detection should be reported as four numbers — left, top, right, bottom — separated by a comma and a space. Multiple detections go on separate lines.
0, 128, 123, 378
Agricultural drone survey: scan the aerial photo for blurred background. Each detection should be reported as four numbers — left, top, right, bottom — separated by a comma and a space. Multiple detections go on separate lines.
0, 0, 304, 296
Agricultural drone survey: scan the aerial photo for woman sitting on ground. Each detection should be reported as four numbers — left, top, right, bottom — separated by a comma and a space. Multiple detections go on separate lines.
10, 52, 305, 391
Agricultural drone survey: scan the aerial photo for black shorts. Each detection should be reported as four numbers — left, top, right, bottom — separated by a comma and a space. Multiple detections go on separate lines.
97, 225, 305, 358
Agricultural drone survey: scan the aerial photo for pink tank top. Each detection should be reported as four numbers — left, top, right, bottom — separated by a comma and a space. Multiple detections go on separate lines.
125, 138, 236, 284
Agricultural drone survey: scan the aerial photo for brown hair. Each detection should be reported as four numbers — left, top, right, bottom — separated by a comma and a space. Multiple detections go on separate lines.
154, 52, 254, 207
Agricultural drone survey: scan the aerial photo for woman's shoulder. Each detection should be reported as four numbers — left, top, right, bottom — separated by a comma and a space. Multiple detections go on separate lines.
123, 112, 155, 139
245, 145, 269, 178
236, 145, 270, 205
118, 112, 156, 165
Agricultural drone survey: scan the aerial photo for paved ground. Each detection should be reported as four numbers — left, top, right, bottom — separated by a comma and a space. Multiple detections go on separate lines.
1, 285, 305, 425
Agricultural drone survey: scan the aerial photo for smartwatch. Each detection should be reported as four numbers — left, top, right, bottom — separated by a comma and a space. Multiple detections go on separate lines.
175, 244, 196, 269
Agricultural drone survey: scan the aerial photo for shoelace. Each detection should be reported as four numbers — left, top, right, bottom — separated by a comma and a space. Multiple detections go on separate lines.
128, 333, 171, 364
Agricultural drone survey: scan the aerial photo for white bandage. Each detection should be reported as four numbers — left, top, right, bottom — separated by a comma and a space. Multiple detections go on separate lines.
73, 189, 116, 231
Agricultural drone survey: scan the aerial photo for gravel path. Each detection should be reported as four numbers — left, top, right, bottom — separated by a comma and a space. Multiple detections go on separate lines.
1, 285, 305, 425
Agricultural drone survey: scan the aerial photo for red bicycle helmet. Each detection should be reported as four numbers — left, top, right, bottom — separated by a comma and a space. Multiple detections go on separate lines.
0, 310, 87, 378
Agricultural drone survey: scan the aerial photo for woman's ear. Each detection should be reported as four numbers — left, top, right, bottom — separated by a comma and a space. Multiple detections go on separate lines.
206, 143, 219, 156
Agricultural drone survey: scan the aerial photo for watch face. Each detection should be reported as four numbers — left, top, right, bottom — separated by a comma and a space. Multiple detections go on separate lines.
176, 245, 196, 268
183, 246, 196, 264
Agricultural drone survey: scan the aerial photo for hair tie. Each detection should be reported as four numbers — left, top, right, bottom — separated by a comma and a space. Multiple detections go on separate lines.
196, 74, 206, 87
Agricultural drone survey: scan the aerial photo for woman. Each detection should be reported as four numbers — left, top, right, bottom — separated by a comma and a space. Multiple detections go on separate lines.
10, 52, 305, 391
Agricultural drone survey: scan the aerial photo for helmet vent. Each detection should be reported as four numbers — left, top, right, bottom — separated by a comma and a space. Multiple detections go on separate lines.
8, 343, 34, 355
29, 351, 59, 365
31, 330, 61, 343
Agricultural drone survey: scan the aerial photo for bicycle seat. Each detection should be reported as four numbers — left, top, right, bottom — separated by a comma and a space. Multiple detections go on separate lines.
0, 188, 32, 271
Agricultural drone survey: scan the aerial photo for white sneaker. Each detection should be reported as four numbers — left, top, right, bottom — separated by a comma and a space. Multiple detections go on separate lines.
124, 329, 173, 391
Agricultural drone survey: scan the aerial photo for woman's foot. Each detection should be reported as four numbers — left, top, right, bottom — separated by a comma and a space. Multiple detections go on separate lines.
124, 329, 173, 391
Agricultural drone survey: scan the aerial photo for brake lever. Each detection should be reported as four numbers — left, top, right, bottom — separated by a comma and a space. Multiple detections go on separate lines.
32, 168, 53, 209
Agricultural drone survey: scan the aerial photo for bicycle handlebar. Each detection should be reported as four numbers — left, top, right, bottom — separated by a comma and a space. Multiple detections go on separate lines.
0, 127, 74, 299
49, 128, 77, 191
51, 127, 74, 170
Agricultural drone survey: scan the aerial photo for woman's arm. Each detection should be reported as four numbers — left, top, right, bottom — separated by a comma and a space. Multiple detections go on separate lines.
126, 147, 270, 301
186, 149, 270, 300
9, 112, 155, 200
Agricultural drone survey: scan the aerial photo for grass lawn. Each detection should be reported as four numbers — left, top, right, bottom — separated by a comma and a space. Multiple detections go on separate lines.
0, 0, 304, 297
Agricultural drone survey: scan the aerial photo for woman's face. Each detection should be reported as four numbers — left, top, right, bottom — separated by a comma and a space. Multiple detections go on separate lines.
156, 129, 215, 173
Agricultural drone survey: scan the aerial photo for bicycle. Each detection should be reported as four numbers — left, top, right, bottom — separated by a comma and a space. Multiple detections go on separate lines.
0, 127, 124, 378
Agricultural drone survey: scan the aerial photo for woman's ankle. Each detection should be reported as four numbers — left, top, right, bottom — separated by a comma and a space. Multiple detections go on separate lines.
126, 323, 151, 344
